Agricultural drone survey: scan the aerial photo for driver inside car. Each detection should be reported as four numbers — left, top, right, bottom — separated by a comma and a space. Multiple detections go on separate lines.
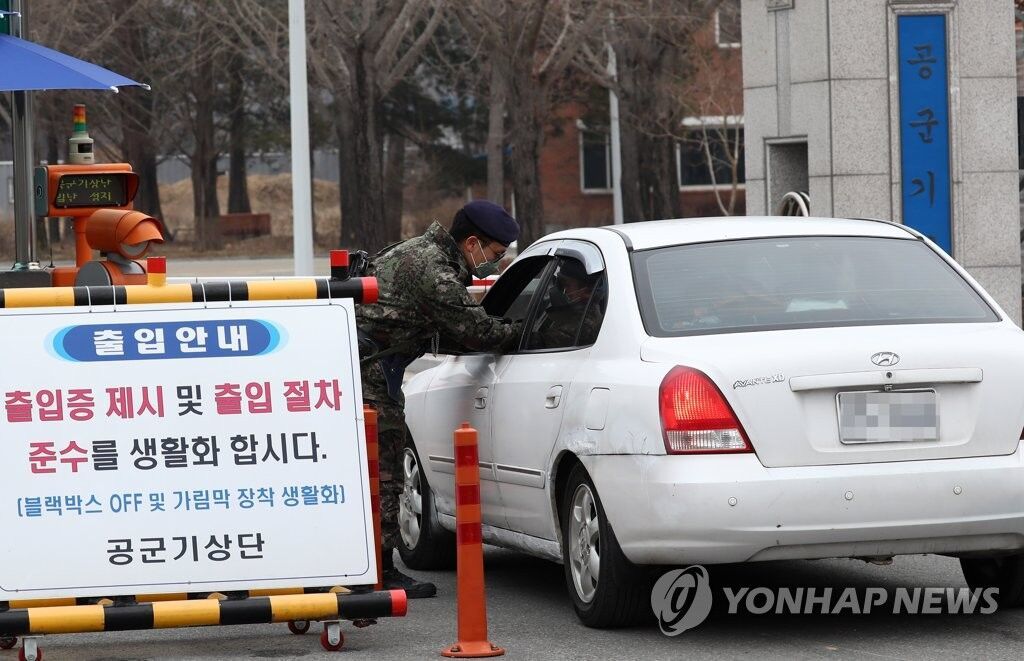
528, 260, 606, 349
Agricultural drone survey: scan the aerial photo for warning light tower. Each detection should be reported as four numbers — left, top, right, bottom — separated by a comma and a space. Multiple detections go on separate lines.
67, 104, 95, 165
34, 104, 165, 287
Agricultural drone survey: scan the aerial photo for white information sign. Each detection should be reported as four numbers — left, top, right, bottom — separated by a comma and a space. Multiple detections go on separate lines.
0, 299, 374, 599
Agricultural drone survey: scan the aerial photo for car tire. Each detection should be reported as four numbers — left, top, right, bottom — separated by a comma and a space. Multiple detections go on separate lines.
960, 554, 1024, 607
560, 462, 650, 627
396, 438, 456, 570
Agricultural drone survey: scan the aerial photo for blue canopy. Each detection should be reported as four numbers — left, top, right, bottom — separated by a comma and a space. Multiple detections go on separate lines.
0, 33, 148, 92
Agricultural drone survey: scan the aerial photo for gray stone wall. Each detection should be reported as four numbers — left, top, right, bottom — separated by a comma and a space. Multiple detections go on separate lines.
743, 0, 1022, 324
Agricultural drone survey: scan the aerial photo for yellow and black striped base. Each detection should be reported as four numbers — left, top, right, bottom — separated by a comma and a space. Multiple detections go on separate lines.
0, 590, 406, 635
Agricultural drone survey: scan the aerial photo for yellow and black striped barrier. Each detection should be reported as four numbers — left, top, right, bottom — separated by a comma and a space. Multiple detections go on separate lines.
0, 590, 406, 636
2, 587, 346, 610
0, 254, 377, 309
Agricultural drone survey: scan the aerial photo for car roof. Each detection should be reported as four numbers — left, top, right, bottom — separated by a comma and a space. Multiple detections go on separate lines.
545, 216, 918, 251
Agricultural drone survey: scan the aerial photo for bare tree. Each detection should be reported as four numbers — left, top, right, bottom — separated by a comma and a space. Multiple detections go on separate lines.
210, 1, 293, 217
579, 0, 722, 221
214, 0, 442, 249
107, 0, 169, 224
160, 4, 231, 251
305, 0, 445, 251
458, 1, 606, 247
109, 1, 236, 251
678, 32, 744, 215
485, 60, 507, 204
226, 54, 252, 215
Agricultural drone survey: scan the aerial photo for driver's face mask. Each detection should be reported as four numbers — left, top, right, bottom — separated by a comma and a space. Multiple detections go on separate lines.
471, 240, 502, 278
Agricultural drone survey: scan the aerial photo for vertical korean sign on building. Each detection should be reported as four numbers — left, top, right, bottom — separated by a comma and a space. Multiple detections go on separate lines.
0, 300, 376, 599
898, 14, 952, 253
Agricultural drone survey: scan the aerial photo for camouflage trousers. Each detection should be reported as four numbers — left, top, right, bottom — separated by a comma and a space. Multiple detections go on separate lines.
367, 397, 406, 559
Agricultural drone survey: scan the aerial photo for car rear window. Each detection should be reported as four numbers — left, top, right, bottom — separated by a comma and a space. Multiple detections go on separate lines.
632, 236, 999, 336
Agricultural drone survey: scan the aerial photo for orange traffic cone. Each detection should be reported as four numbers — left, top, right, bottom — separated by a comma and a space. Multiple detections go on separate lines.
442, 423, 504, 658
364, 406, 384, 591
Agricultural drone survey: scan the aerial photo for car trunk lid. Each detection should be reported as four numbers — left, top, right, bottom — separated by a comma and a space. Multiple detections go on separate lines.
641, 323, 1024, 467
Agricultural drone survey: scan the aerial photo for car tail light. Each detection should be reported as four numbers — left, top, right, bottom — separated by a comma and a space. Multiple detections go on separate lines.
659, 366, 752, 454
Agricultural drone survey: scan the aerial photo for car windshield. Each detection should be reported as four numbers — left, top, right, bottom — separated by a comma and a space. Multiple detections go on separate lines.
632, 236, 999, 336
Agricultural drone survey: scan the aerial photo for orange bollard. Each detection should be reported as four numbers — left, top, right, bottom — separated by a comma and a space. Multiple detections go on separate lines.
441, 423, 504, 658
364, 406, 384, 591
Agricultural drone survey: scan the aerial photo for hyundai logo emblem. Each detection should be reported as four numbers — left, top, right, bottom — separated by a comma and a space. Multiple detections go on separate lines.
871, 351, 900, 367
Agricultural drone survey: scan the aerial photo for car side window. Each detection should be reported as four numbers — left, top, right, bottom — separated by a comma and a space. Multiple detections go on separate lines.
522, 258, 607, 351
482, 257, 552, 322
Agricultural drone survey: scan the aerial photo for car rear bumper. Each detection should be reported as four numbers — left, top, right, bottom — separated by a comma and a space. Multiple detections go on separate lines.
587, 443, 1024, 565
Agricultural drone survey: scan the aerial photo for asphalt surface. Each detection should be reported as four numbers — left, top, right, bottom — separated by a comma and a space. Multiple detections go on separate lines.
14, 257, 1022, 659
13, 551, 1024, 660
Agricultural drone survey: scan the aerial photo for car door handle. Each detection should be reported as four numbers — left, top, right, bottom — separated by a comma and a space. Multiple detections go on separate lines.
545, 385, 564, 409
474, 387, 489, 409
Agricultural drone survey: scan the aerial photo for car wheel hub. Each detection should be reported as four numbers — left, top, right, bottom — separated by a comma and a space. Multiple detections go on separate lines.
568, 483, 601, 603
399, 449, 423, 549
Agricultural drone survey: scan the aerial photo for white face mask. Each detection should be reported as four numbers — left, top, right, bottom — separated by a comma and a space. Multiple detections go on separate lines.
471, 241, 500, 277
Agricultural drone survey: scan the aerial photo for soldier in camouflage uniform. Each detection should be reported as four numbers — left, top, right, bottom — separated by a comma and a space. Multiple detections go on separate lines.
356, 200, 521, 598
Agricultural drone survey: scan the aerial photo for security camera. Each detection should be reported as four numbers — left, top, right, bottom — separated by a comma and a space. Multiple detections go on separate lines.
74, 209, 166, 287
85, 209, 165, 260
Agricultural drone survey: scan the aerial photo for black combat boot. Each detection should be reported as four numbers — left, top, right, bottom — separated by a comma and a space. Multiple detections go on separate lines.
382, 551, 437, 599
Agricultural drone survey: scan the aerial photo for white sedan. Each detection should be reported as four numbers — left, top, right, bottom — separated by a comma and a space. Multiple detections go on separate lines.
398, 216, 1024, 627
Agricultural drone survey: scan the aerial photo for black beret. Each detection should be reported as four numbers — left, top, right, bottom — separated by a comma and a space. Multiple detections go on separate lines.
462, 200, 519, 245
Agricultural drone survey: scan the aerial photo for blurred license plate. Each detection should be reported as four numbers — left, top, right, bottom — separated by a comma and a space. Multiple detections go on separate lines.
837, 390, 938, 444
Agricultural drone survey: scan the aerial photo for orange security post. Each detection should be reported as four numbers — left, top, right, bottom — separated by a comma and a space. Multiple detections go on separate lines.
442, 423, 504, 658
34, 162, 140, 279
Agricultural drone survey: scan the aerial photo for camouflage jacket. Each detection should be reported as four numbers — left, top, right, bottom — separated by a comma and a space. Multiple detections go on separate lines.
356, 221, 521, 403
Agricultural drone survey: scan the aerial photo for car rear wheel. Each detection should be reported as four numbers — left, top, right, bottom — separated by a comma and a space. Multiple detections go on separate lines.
396, 440, 455, 570
560, 463, 650, 627
960, 554, 1024, 607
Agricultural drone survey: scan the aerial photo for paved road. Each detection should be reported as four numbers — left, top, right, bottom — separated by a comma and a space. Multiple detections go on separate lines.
18, 551, 1024, 660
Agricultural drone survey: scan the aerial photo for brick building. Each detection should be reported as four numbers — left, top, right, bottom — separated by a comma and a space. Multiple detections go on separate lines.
538, 1, 745, 231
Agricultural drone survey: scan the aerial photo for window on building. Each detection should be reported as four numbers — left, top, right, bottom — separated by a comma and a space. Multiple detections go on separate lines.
580, 130, 611, 192
716, 0, 742, 49
678, 125, 745, 188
